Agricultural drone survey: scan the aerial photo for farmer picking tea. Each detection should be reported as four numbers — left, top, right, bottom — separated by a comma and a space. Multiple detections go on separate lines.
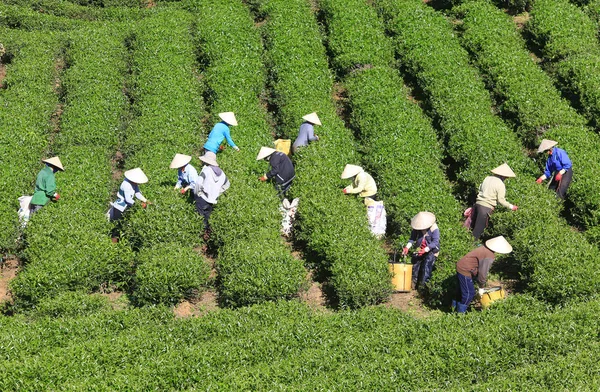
257, 147, 295, 200
203, 112, 240, 154
194, 152, 230, 241
29, 156, 64, 214
401, 212, 440, 290
170, 153, 198, 195
292, 112, 321, 154
535, 139, 572, 200
341, 164, 377, 199
108, 168, 150, 242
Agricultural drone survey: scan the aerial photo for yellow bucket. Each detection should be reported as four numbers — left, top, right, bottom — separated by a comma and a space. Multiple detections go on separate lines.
480, 286, 506, 309
389, 262, 412, 292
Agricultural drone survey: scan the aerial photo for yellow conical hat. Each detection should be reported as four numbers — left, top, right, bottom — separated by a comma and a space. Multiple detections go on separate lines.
490, 163, 516, 178
256, 147, 277, 160
302, 112, 322, 126
124, 168, 148, 184
169, 154, 192, 169
410, 211, 436, 230
537, 139, 558, 153
42, 156, 64, 171
485, 236, 512, 254
341, 164, 363, 179
219, 112, 238, 126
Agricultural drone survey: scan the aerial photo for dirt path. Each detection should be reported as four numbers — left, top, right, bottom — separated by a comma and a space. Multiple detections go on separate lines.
0, 258, 19, 304
174, 289, 219, 318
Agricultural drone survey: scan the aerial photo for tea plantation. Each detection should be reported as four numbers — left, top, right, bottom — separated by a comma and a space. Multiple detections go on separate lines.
1, 0, 600, 389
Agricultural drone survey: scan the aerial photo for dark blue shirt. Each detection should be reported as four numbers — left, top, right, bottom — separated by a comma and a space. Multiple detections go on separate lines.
544, 147, 572, 178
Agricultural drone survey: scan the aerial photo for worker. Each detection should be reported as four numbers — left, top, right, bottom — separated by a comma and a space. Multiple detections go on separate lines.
203, 112, 240, 154
109, 168, 150, 242
170, 153, 198, 195
292, 112, 321, 154
454, 235, 512, 313
341, 164, 377, 198
401, 212, 439, 290
195, 152, 230, 240
29, 156, 64, 214
535, 139, 572, 199
470, 163, 518, 240
257, 147, 295, 199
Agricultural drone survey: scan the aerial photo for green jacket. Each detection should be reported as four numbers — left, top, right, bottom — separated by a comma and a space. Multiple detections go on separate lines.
30, 166, 56, 206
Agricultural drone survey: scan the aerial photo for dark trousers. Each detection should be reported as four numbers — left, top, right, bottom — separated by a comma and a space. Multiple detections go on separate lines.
275, 179, 293, 200
412, 252, 436, 287
29, 204, 44, 214
195, 194, 214, 230
109, 207, 124, 238
470, 203, 493, 240
549, 168, 573, 200
457, 273, 475, 313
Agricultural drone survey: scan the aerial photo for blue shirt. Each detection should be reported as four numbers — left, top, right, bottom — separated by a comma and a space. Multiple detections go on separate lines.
176, 164, 199, 189
203, 121, 237, 153
544, 147, 572, 178
113, 179, 146, 212
292, 122, 318, 149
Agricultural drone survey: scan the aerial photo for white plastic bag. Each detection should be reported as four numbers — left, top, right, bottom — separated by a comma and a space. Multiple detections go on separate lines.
365, 198, 386, 239
17, 195, 32, 226
280, 198, 299, 237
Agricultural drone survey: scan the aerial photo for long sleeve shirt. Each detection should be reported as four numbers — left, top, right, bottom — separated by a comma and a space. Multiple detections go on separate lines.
203, 121, 237, 153
266, 152, 295, 185
344, 171, 377, 197
406, 224, 440, 255
475, 175, 513, 210
543, 147, 572, 178
113, 179, 147, 212
292, 122, 319, 150
175, 164, 199, 189
456, 246, 495, 286
195, 166, 230, 204
30, 166, 56, 206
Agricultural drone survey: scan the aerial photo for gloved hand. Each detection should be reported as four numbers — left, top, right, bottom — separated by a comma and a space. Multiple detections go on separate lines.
141, 202, 147, 209
180, 188, 187, 195
555, 172, 563, 182
259, 175, 267, 182
536, 177, 543, 184
401, 247, 409, 257
342, 189, 348, 194
417, 248, 426, 256
219, 145, 225, 151
54, 193, 60, 201
511, 205, 518, 211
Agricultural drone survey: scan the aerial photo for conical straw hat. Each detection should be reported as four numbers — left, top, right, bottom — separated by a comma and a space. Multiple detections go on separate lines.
410, 211, 436, 230
219, 112, 238, 126
124, 168, 148, 184
485, 236, 512, 254
537, 139, 558, 153
302, 112, 322, 126
169, 153, 192, 169
256, 147, 276, 160
490, 163, 516, 178
341, 164, 363, 179
42, 156, 64, 171
199, 151, 219, 167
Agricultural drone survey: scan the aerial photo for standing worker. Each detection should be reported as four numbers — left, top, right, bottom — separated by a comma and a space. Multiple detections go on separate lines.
292, 112, 321, 154
170, 153, 198, 195
470, 163, 518, 240
29, 156, 64, 214
401, 212, 440, 290
535, 139, 572, 200
454, 235, 512, 313
257, 147, 295, 199
203, 112, 240, 155
341, 164, 377, 198
195, 152, 230, 240
109, 168, 150, 242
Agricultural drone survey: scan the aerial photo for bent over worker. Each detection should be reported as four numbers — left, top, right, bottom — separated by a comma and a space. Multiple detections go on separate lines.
292, 112, 321, 154
535, 139, 572, 200
341, 164, 377, 198
454, 236, 512, 313
470, 163, 518, 240
194, 152, 229, 240
257, 147, 295, 199
203, 112, 240, 154
401, 211, 439, 290
170, 153, 198, 195
109, 168, 150, 242
29, 156, 64, 214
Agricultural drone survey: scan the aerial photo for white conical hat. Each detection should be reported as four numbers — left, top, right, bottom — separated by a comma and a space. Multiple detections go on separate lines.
219, 112, 238, 126
490, 163, 516, 178
410, 211, 436, 230
256, 147, 277, 160
537, 139, 558, 153
199, 151, 219, 167
124, 168, 148, 184
42, 156, 64, 171
485, 236, 512, 254
302, 112, 322, 126
341, 164, 363, 179
169, 153, 192, 169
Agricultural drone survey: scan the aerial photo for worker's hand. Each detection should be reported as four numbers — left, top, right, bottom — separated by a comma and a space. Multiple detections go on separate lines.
234, 146, 240, 152
219, 145, 225, 151
511, 205, 518, 211
174, 186, 180, 191
141, 202, 147, 209
259, 175, 267, 182
53, 193, 60, 201
315, 135, 319, 140
478, 288, 486, 296
555, 172, 563, 182
342, 189, 348, 194
401, 247, 409, 257
417, 248, 426, 256
180, 188, 187, 195
536, 177, 543, 184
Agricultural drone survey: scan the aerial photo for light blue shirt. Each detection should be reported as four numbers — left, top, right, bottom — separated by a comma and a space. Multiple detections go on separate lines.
544, 147, 572, 178
203, 121, 237, 153
113, 179, 146, 212
176, 164, 199, 189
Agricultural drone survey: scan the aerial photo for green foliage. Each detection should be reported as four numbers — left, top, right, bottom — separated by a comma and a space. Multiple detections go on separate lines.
32, 290, 112, 318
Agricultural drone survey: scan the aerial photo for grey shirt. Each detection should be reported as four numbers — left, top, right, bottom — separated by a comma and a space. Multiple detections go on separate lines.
292, 122, 319, 150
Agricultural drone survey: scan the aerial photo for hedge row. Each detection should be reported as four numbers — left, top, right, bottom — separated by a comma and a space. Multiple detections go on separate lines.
2, 297, 600, 389
121, 10, 210, 306
0, 30, 60, 253
251, 0, 392, 308
455, 0, 600, 230
319, 0, 473, 305
188, 0, 305, 307
11, 24, 134, 308
375, 0, 600, 303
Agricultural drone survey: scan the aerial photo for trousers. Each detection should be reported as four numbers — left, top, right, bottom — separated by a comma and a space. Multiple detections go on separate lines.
549, 168, 573, 200
411, 252, 436, 287
195, 194, 214, 230
470, 203, 493, 240
457, 273, 475, 313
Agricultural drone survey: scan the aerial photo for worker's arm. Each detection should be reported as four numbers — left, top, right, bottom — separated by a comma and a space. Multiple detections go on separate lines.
557, 149, 572, 172
344, 172, 366, 194
123, 183, 136, 207
224, 127, 238, 149
405, 229, 418, 248
543, 157, 553, 179
134, 190, 147, 203
220, 176, 231, 195
44, 174, 57, 198
184, 165, 199, 191
266, 154, 283, 179
307, 124, 319, 141
425, 228, 440, 253
495, 182, 513, 210
477, 257, 494, 286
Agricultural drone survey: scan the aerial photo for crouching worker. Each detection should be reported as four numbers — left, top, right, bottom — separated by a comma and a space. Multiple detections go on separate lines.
109, 168, 150, 243
535, 139, 573, 200
257, 147, 295, 199
454, 236, 512, 313
29, 156, 64, 214
292, 112, 321, 154
401, 212, 439, 290
195, 152, 230, 240
170, 153, 198, 195
341, 164, 377, 199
